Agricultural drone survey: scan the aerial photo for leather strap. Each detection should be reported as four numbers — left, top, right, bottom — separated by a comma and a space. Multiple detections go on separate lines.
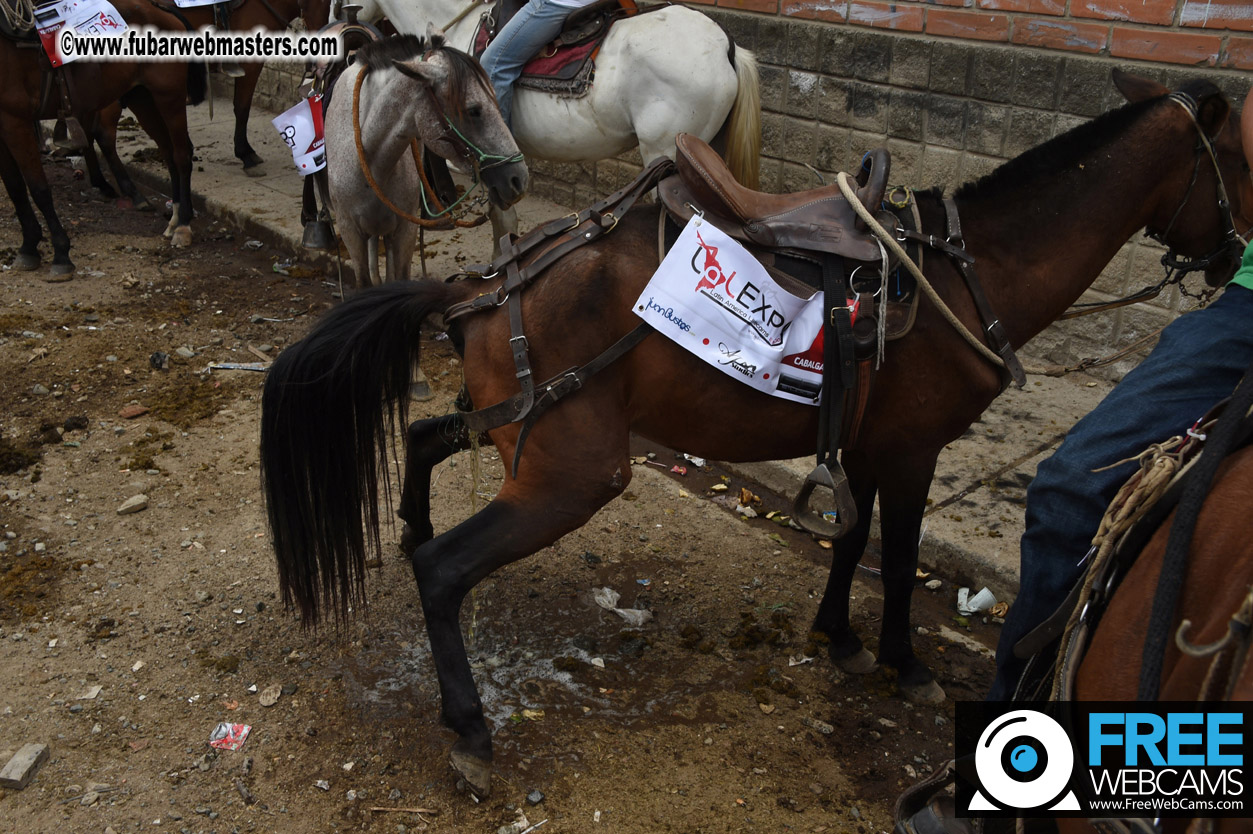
816, 257, 854, 468
940, 198, 1026, 389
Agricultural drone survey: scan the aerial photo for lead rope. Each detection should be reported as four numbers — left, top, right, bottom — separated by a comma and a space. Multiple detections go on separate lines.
835, 172, 1008, 371
0, 0, 35, 30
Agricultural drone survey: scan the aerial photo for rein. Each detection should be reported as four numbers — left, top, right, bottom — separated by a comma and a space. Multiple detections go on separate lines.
351, 61, 509, 229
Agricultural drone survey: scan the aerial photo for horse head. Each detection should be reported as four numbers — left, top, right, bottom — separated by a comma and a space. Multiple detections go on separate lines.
1114, 70, 1250, 288
391, 31, 529, 211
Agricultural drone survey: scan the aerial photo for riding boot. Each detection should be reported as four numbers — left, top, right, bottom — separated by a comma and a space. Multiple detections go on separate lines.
52, 70, 88, 151
214, 4, 245, 78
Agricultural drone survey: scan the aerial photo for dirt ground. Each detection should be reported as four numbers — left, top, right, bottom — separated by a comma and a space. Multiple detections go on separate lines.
0, 165, 1000, 834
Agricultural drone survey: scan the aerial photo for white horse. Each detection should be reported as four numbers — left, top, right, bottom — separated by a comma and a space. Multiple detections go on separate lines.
349, 0, 761, 242
324, 31, 529, 286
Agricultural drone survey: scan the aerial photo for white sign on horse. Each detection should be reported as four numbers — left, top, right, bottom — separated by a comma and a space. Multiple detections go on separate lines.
35, 0, 128, 67
634, 217, 830, 405
171, 0, 220, 8
272, 96, 326, 175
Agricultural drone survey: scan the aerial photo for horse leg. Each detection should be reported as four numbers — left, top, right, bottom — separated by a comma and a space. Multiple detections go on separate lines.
411, 451, 631, 798
127, 88, 194, 245
232, 69, 265, 172
93, 103, 151, 210
488, 205, 518, 259
385, 224, 433, 400
0, 113, 73, 275
812, 448, 880, 672
398, 414, 470, 553
337, 220, 371, 289
0, 135, 46, 271
876, 455, 945, 703
81, 117, 118, 201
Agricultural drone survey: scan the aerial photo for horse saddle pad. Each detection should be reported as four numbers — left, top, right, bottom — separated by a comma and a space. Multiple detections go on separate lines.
474, 0, 640, 96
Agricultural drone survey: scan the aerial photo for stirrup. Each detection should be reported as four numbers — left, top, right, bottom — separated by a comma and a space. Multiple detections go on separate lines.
53, 117, 88, 151
302, 219, 335, 250
792, 462, 858, 538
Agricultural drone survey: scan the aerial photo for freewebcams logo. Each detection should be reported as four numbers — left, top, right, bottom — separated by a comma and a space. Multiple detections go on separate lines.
968, 709, 1080, 812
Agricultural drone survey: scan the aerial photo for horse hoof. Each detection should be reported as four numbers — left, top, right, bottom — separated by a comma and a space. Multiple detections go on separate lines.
44, 264, 75, 283
243, 164, 267, 179
449, 746, 492, 799
900, 679, 946, 704
170, 227, 192, 248
14, 252, 41, 271
835, 648, 878, 674
409, 380, 434, 402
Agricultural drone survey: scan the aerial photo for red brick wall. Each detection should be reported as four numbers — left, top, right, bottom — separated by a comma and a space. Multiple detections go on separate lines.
686, 0, 1253, 69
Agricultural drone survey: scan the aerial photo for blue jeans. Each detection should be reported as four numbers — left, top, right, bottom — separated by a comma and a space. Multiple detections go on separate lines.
988, 284, 1253, 700
480, 0, 572, 127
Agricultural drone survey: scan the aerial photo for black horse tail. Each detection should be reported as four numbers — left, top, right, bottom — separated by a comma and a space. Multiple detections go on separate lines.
186, 61, 208, 107
260, 280, 463, 626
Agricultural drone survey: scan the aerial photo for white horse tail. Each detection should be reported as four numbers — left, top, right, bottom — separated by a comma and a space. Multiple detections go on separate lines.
722, 47, 762, 191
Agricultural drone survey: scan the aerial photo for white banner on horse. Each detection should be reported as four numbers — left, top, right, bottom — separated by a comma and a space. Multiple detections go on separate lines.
634, 216, 830, 406
170, 0, 220, 8
272, 96, 326, 175
35, 0, 128, 67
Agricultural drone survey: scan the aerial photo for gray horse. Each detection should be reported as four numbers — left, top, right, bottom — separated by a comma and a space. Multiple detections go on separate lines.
325, 31, 528, 287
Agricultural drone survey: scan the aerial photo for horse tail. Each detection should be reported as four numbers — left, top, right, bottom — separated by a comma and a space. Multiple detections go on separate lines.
186, 61, 208, 107
260, 280, 462, 626
721, 46, 761, 191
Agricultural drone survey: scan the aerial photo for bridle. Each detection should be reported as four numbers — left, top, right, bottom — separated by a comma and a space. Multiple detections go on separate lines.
351, 48, 523, 228
1146, 91, 1249, 282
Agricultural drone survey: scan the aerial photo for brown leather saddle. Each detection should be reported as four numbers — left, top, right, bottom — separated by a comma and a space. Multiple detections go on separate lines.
660, 132, 891, 264
658, 133, 909, 537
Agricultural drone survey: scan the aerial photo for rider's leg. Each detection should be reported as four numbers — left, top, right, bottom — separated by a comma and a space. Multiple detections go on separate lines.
479, 0, 571, 127
988, 283, 1253, 700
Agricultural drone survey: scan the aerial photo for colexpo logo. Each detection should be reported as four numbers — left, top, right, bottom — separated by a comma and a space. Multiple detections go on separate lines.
968, 709, 1081, 812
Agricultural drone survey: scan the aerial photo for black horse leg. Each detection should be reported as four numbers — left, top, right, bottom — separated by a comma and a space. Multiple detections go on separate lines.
0, 136, 45, 270
82, 129, 119, 200
398, 414, 471, 553
233, 70, 264, 169
875, 454, 944, 703
92, 112, 151, 209
811, 448, 879, 671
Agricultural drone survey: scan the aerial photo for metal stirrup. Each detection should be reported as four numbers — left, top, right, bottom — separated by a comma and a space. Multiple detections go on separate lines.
792, 462, 859, 538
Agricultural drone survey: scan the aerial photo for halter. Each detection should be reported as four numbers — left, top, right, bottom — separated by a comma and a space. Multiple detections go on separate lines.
351, 53, 522, 228
1145, 91, 1248, 282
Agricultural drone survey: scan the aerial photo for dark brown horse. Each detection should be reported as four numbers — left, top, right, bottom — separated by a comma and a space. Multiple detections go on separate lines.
0, 0, 207, 276
259, 72, 1252, 797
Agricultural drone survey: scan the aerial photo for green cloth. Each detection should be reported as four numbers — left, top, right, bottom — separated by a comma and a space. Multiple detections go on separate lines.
1231, 239, 1253, 291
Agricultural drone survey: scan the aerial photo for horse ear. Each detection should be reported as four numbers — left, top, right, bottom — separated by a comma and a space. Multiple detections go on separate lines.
426, 22, 446, 49
1112, 68, 1168, 103
1194, 90, 1231, 138
393, 57, 447, 88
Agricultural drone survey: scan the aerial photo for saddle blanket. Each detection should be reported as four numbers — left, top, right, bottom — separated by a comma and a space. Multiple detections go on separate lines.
634, 216, 840, 406
35, 0, 127, 66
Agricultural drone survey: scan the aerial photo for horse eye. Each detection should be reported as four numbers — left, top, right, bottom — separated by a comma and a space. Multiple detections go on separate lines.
468, 104, 483, 120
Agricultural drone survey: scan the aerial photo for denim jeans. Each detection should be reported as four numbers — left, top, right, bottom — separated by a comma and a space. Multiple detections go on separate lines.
987, 284, 1253, 700
480, 0, 573, 127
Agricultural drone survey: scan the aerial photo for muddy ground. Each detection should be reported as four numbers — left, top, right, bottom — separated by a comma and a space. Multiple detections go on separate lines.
0, 164, 999, 834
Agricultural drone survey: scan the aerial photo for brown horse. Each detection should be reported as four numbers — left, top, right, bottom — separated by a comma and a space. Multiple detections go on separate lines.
143, 0, 331, 170
0, 0, 207, 276
259, 71, 1252, 797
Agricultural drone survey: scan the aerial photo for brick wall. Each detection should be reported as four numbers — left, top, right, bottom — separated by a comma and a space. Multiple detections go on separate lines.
521, 6, 1251, 376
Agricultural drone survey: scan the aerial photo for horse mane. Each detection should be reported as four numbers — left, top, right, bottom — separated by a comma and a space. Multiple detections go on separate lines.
355, 34, 496, 119
953, 79, 1224, 204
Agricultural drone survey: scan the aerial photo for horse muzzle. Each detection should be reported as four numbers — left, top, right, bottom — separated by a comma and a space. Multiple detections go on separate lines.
480, 159, 529, 211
